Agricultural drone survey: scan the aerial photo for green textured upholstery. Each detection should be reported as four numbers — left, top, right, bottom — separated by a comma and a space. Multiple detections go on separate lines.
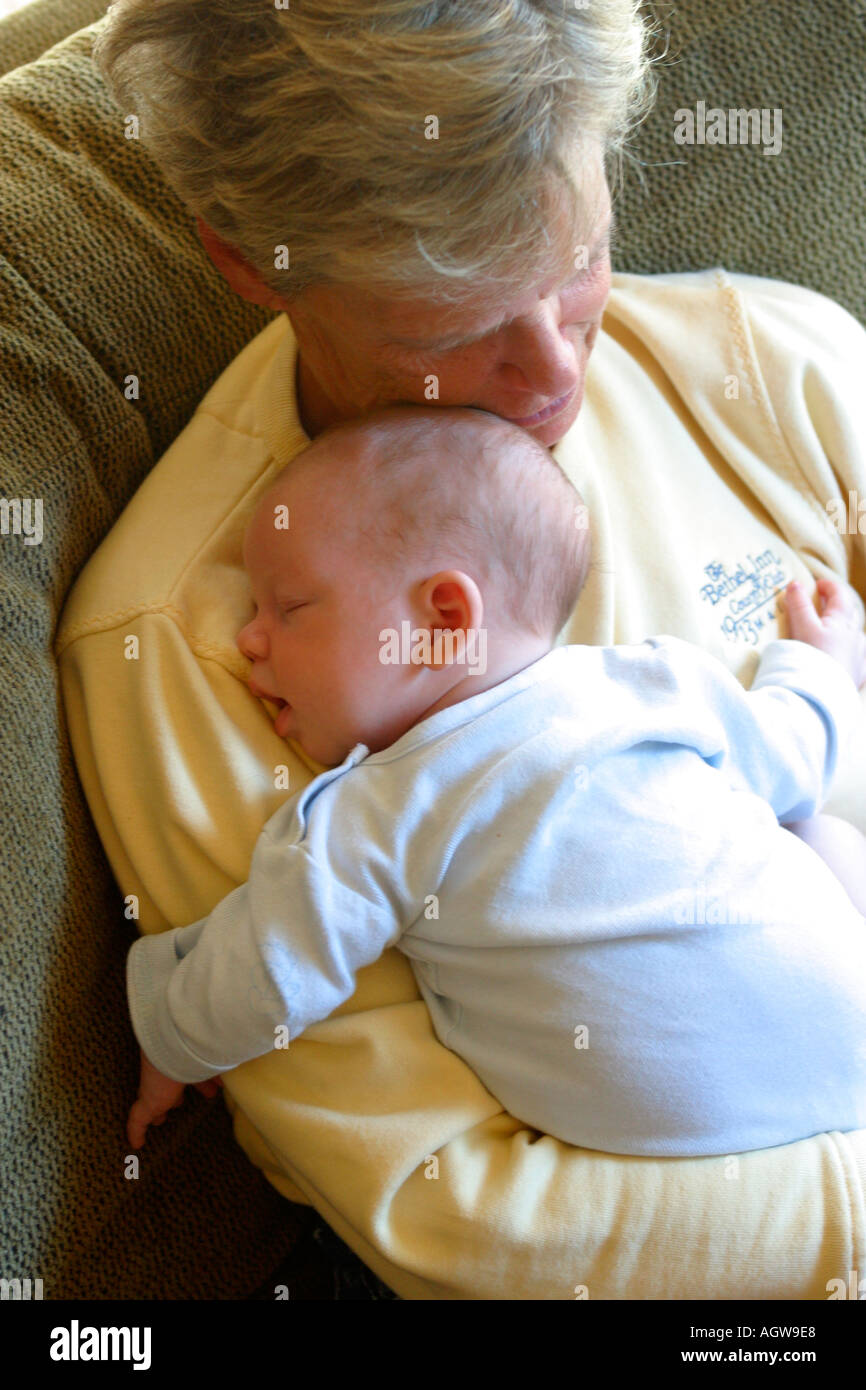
1, 0, 863, 1297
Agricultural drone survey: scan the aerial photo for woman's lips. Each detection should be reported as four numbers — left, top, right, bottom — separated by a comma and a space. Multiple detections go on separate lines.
507, 387, 574, 427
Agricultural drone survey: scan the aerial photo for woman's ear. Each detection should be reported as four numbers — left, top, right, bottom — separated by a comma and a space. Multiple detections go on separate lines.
195, 217, 291, 312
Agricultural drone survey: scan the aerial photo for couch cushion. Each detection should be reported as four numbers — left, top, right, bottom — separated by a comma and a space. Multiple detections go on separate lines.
5, 0, 866, 1297
0, 14, 311, 1298
613, 0, 866, 327
0, 0, 105, 77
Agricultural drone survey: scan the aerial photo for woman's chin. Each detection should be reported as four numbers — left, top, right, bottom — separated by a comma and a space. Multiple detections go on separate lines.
274, 702, 293, 738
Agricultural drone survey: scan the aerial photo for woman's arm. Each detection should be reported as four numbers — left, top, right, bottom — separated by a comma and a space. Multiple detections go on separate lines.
57, 605, 866, 1299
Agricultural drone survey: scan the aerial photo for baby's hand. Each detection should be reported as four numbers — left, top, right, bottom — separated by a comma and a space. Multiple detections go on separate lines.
780, 577, 866, 689
127, 1047, 223, 1149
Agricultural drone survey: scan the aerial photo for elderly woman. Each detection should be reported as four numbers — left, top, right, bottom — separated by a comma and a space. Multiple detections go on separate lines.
56, 0, 866, 1299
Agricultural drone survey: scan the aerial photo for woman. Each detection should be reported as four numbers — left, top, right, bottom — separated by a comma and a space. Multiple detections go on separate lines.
58, 0, 866, 1298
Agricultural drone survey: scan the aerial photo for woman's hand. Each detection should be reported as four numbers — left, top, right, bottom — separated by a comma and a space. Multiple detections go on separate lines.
127, 1047, 223, 1149
780, 576, 866, 688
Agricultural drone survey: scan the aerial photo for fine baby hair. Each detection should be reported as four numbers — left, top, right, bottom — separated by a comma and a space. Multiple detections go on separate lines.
266, 402, 592, 643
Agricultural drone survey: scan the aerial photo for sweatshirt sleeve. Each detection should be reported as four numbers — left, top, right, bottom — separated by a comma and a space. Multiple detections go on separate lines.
733, 274, 866, 617
646, 634, 863, 825
127, 797, 407, 1083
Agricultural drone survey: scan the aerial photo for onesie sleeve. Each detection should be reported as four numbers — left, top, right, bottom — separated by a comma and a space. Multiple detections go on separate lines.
646, 634, 863, 824
127, 789, 407, 1083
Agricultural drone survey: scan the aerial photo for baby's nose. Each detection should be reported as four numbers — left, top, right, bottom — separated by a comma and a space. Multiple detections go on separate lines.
237, 620, 268, 659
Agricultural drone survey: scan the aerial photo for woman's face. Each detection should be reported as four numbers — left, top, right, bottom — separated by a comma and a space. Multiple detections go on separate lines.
287, 174, 613, 448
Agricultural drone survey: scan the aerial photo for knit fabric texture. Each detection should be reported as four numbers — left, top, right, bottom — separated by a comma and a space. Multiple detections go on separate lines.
1, 0, 863, 1298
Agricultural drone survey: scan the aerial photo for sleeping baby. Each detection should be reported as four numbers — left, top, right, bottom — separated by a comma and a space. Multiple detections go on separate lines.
126, 403, 866, 1158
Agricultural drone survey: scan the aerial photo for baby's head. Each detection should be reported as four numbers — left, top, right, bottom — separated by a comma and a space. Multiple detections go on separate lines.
237, 404, 590, 766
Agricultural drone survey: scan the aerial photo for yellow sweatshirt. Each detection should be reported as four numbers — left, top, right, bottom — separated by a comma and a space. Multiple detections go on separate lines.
56, 268, 866, 1300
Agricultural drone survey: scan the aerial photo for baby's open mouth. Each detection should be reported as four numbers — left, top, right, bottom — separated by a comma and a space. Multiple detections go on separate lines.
272, 699, 293, 738
248, 681, 292, 733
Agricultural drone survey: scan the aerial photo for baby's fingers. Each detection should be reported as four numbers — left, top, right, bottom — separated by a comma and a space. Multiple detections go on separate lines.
780, 580, 822, 638
814, 575, 858, 623
127, 1094, 182, 1149
193, 1078, 222, 1099
127, 1100, 152, 1150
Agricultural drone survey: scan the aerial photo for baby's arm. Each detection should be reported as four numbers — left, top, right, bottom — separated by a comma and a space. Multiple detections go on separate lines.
776, 576, 866, 915
125, 798, 409, 1145
643, 580, 864, 825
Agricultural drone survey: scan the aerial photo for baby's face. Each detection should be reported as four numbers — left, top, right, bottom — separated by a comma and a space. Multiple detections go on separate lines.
237, 455, 437, 766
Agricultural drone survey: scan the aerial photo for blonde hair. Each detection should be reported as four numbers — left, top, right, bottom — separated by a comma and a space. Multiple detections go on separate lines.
93, 0, 659, 306
268, 405, 591, 643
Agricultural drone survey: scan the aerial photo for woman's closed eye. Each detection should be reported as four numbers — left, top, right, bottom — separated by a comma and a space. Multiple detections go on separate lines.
394, 267, 605, 359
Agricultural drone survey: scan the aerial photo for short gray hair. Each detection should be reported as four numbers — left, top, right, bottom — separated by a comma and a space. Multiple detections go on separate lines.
94, 0, 659, 305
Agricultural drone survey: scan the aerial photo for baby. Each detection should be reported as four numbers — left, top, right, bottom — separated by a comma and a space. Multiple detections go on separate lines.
126, 404, 866, 1158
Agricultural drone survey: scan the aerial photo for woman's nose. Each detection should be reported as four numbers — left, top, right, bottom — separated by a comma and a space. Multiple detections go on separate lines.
500, 302, 579, 396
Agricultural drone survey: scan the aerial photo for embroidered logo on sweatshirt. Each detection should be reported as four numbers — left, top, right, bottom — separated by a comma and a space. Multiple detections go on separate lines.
700, 550, 787, 644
